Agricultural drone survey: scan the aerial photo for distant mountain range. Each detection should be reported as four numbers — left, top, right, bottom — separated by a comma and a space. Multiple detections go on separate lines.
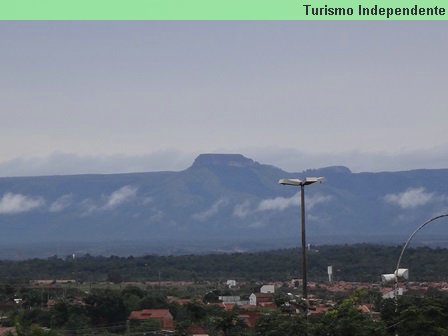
1, 153, 448, 258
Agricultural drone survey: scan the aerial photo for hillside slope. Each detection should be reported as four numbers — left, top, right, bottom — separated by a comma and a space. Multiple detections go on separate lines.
1, 154, 448, 256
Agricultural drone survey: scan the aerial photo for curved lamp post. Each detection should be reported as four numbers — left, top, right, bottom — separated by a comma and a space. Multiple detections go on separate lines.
392, 213, 448, 309
278, 177, 324, 314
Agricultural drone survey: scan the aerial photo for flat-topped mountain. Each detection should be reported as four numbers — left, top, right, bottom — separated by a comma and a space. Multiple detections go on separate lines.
1, 154, 448, 257
191, 153, 258, 168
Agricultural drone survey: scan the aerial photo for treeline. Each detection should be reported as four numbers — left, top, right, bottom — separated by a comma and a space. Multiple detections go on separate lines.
1, 244, 448, 283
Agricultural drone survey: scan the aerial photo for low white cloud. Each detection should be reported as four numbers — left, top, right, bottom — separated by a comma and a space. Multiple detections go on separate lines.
49, 194, 73, 212
0, 192, 45, 214
247, 220, 267, 228
384, 187, 435, 209
257, 193, 332, 212
141, 197, 153, 205
307, 194, 333, 210
233, 201, 252, 218
103, 185, 138, 210
78, 186, 139, 215
257, 194, 298, 212
233, 193, 332, 218
148, 209, 164, 222
79, 199, 98, 216
192, 199, 228, 221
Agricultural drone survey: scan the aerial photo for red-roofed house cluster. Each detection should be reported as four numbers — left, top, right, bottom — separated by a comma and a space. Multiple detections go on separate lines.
128, 309, 174, 331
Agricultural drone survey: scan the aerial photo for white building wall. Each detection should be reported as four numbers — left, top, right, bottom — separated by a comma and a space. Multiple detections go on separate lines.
260, 285, 275, 293
249, 293, 257, 306
220, 296, 241, 304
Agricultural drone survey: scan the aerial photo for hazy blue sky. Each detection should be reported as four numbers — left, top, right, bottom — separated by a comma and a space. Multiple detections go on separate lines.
1, 21, 447, 176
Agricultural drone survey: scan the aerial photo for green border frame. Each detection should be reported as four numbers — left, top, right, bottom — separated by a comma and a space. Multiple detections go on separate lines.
0, 0, 447, 20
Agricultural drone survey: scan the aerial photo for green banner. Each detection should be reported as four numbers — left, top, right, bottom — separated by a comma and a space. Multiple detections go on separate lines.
0, 0, 447, 20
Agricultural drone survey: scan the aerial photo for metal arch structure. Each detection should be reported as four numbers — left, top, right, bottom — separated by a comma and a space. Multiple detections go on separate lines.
394, 213, 448, 308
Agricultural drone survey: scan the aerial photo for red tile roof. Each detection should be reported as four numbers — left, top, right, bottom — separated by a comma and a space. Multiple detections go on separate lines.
128, 309, 174, 330
0, 327, 15, 336
255, 293, 273, 299
258, 302, 277, 309
128, 309, 173, 320
309, 304, 331, 315
239, 311, 261, 328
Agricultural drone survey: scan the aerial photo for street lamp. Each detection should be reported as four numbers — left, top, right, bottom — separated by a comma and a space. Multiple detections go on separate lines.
380, 214, 448, 309
279, 177, 324, 312
392, 213, 448, 309
380, 214, 448, 336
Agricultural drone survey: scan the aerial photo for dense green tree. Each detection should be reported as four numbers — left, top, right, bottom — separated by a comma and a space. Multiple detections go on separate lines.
84, 290, 127, 326
138, 293, 168, 310
130, 319, 162, 333
394, 296, 448, 336
203, 290, 221, 304
309, 292, 386, 336
255, 312, 307, 336
49, 302, 70, 327
122, 285, 146, 298
217, 307, 249, 336
2, 245, 448, 282
107, 271, 123, 284
0, 284, 15, 301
